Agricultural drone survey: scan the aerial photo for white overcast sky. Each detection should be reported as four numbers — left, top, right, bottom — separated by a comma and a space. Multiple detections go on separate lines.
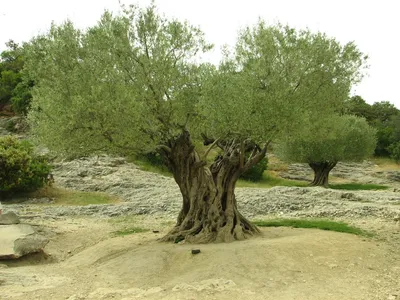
1, 0, 399, 107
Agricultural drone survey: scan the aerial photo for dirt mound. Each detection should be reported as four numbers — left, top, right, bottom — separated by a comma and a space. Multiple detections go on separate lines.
1, 227, 399, 300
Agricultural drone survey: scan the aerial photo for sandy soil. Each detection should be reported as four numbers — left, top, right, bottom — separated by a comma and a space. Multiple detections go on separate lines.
0, 216, 399, 300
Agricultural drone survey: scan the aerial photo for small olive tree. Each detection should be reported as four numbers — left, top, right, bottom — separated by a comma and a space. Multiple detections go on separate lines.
24, 4, 367, 242
276, 115, 376, 187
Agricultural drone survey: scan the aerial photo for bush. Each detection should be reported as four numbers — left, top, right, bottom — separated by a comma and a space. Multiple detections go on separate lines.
140, 151, 165, 167
0, 136, 51, 197
11, 80, 33, 115
240, 157, 268, 182
388, 142, 400, 163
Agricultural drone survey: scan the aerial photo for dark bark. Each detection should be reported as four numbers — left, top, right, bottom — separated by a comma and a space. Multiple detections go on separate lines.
159, 130, 266, 243
309, 161, 337, 187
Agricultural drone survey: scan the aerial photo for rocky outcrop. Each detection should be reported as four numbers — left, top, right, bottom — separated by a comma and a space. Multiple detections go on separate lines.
3, 156, 399, 222
0, 224, 49, 259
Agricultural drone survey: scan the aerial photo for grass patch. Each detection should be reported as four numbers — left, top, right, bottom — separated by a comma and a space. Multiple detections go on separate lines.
28, 186, 120, 206
254, 218, 372, 237
113, 227, 149, 236
133, 159, 172, 177
329, 183, 389, 191
237, 171, 308, 188
109, 215, 150, 236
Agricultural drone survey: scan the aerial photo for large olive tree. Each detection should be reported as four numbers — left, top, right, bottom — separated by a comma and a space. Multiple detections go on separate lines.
25, 4, 367, 242
276, 115, 376, 187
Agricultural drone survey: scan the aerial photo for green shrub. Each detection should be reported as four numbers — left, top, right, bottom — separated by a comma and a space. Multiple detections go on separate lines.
388, 142, 400, 163
240, 157, 268, 182
0, 136, 51, 197
11, 80, 33, 115
140, 151, 164, 167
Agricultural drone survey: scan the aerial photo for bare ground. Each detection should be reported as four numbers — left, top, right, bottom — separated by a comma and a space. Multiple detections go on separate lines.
0, 215, 399, 300
1, 156, 400, 299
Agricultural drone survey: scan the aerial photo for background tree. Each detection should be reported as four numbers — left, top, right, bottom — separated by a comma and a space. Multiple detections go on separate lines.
345, 96, 400, 156
369, 101, 400, 156
24, 4, 367, 242
276, 115, 376, 187
388, 142, 400, 163
0, 40, 33, 114
344, 95, 374, 121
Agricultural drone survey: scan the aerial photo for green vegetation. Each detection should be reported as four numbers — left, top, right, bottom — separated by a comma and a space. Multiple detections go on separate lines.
254, 219, 372, 237
30, 186, 119, 205
240, 157, 268, 182
387, 142, 400, 163
134, 159, 171, 177
346, 96, 400, 157
0, 136, 51, 197
132, 153, 172, 177
276, 114, 377, 187
0, 40, 32, 114
109, 215, 149, 236
329, 183, 389, 191
22, 3, 369, 243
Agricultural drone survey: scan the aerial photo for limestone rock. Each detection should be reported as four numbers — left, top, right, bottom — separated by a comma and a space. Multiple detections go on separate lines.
0, 212, 20, 225
0, 224, 49, 259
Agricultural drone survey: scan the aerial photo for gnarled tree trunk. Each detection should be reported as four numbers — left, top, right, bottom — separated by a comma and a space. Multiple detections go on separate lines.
159, 130, 265, 243
309, 161, 337, 187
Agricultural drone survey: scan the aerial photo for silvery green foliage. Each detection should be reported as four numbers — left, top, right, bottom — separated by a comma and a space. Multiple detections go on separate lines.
25, 4, 211, 157
276, 115, 377, 164
199, 23, 367, 145
24, 4, 367, 158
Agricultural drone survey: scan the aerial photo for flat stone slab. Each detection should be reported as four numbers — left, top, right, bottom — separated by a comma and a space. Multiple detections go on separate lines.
0, 224, 49, 259
0, 212, 20, 225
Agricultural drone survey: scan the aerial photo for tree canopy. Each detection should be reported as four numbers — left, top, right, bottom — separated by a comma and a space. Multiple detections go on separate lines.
23, 4, 368, 242
25, 5, 212, 157
0, 40, 33, 114
345, 96, 400, 156
276, 114, 376, 186
0, 41, 23, 108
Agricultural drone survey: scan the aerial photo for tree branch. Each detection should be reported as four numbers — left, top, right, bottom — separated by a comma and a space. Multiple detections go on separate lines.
203, 138, 219, 161
156, 144, 172, 154
243, 144, 267, 172
239, 140, 245, 169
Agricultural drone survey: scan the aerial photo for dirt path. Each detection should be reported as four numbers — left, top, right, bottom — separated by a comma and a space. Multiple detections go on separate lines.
0, 216, 399, 300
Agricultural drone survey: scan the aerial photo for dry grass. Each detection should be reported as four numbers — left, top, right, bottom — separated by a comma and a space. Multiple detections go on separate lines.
371, 157, 400, 171
29, 186, 120, 206
267, 155, 289, 172
237, 170, 308, 188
